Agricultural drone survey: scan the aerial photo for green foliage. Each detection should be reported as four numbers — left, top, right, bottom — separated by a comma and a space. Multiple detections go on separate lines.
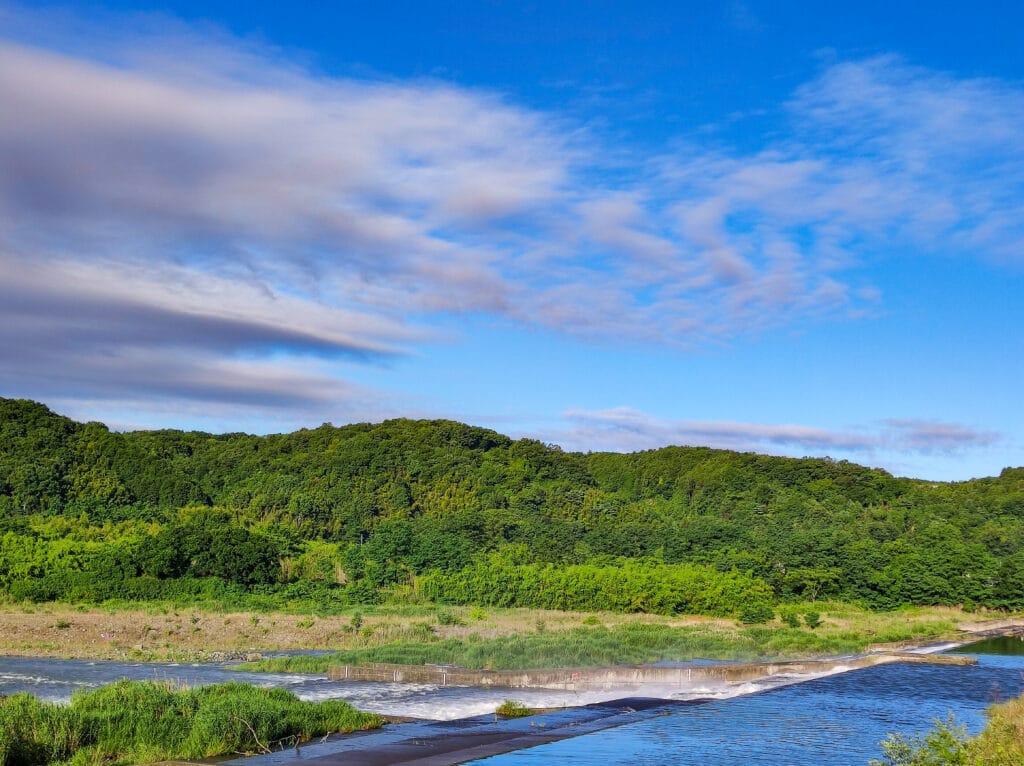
3, 398, 1024, 615
873, 693, 1024, 766
420, 556, 774, 618
495, 699, 532, 718
436, 609, 465, 626
803, 610, 822, 629
0, 680, 383, 766
739, 602, 774, 624
872, 716, 971, 766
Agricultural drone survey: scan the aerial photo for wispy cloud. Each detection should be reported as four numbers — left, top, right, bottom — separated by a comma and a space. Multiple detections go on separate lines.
555, 407, 1000, 459
883, 418, 1001, 453
2, 9, 1024, 422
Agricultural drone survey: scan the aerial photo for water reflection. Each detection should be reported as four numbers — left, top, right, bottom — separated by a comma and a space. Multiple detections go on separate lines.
952, 634, 1024, 655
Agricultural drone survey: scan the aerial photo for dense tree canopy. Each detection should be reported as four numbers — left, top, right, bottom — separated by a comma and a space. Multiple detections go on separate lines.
2, 397, 1023, 614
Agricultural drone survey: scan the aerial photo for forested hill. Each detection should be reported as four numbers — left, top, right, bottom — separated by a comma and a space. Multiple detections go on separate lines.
3, 396, 1024, 614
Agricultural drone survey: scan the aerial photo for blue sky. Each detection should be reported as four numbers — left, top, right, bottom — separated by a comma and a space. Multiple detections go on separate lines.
1, 1, 1022, 480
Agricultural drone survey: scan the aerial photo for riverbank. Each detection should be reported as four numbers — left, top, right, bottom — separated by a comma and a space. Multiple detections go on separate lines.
0, 601, 999, 665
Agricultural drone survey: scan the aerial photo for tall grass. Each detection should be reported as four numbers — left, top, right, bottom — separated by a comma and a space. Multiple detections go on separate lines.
238, 622, 869, 673
0, 680, 383, 766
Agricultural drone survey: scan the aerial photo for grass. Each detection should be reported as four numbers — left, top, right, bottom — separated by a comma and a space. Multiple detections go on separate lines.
0, 599, 985, 665
237, 620, 881, 673
233, 603, 980, 674
970, 694, 1024, 764
0, 680, 383, 766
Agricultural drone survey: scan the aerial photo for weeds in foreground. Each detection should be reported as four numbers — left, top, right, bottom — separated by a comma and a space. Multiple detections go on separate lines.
0, 680, 383, 766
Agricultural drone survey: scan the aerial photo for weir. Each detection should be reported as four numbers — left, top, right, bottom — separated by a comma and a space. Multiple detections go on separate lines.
326, 651, 975, 691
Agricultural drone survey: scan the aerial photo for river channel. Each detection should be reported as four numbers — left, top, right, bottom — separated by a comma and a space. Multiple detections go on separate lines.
3, 636, 1023, 763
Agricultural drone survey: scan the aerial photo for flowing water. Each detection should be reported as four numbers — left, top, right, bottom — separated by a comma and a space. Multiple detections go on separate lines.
466, 647, 1024, 765
0, 655, 714, 719
3, 640, 1023, 764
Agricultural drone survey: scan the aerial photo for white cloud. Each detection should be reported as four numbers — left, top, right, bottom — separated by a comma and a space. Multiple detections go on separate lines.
2, 11, 1024, 423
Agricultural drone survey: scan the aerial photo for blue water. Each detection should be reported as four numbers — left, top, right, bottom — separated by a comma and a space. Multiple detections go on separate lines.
466, 652, 1024, 765
5, 645, 1024, 764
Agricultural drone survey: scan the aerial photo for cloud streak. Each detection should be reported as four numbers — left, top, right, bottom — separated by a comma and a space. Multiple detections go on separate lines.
555, 407, 1000, 459
2, 11, 1024, 423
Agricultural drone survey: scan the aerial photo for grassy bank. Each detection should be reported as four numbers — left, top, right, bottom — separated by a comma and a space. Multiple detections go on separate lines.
238, 605, 967, 673
0, 600, 988, 666
0, 680, 383, 766
237, 622, 857, 672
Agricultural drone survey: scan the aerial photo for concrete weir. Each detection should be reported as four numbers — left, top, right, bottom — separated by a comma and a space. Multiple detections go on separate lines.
327, 651, 975, 692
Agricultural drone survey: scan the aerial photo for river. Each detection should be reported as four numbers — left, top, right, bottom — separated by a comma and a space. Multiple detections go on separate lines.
3, 636, 1023, 764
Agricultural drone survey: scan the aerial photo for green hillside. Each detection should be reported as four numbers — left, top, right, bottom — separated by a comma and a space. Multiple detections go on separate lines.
2, 397, 1023, 616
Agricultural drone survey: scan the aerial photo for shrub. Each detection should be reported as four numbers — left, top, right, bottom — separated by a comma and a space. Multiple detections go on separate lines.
495, 700, 532, 719
781, 610, 801, 628
739, 602, 774, 625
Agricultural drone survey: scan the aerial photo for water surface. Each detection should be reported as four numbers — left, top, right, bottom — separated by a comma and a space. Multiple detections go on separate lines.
5, 642, 1023, 764
465, 651, 1024, 765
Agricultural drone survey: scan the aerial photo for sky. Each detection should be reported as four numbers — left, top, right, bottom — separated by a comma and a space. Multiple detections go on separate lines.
1, 1, 1023, 480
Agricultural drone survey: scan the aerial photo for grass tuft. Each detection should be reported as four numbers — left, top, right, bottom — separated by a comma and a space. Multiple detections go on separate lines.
0, 680, 383, 766
495, 700, 532, 718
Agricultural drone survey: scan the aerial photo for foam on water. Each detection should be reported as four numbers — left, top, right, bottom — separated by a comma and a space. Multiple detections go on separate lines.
0, 653, 887, 721
906, 641, 963, 654
0, 652, 946, 721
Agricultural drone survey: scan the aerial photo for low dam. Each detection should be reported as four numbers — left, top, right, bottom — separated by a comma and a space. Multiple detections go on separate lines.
326, 651, 974, 691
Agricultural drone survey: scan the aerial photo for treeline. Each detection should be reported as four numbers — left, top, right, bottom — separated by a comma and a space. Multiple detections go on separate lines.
420, 556, 775, 620
3, 397, 1024, 615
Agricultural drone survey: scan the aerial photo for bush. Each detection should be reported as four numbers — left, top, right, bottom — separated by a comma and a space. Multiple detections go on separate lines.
739, 602, 774, 624
437, 610, 465, 626
871, 715, 969, 766
495, 700, 532, 719
781, 610, 801, 628
803, 611, 822, 629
